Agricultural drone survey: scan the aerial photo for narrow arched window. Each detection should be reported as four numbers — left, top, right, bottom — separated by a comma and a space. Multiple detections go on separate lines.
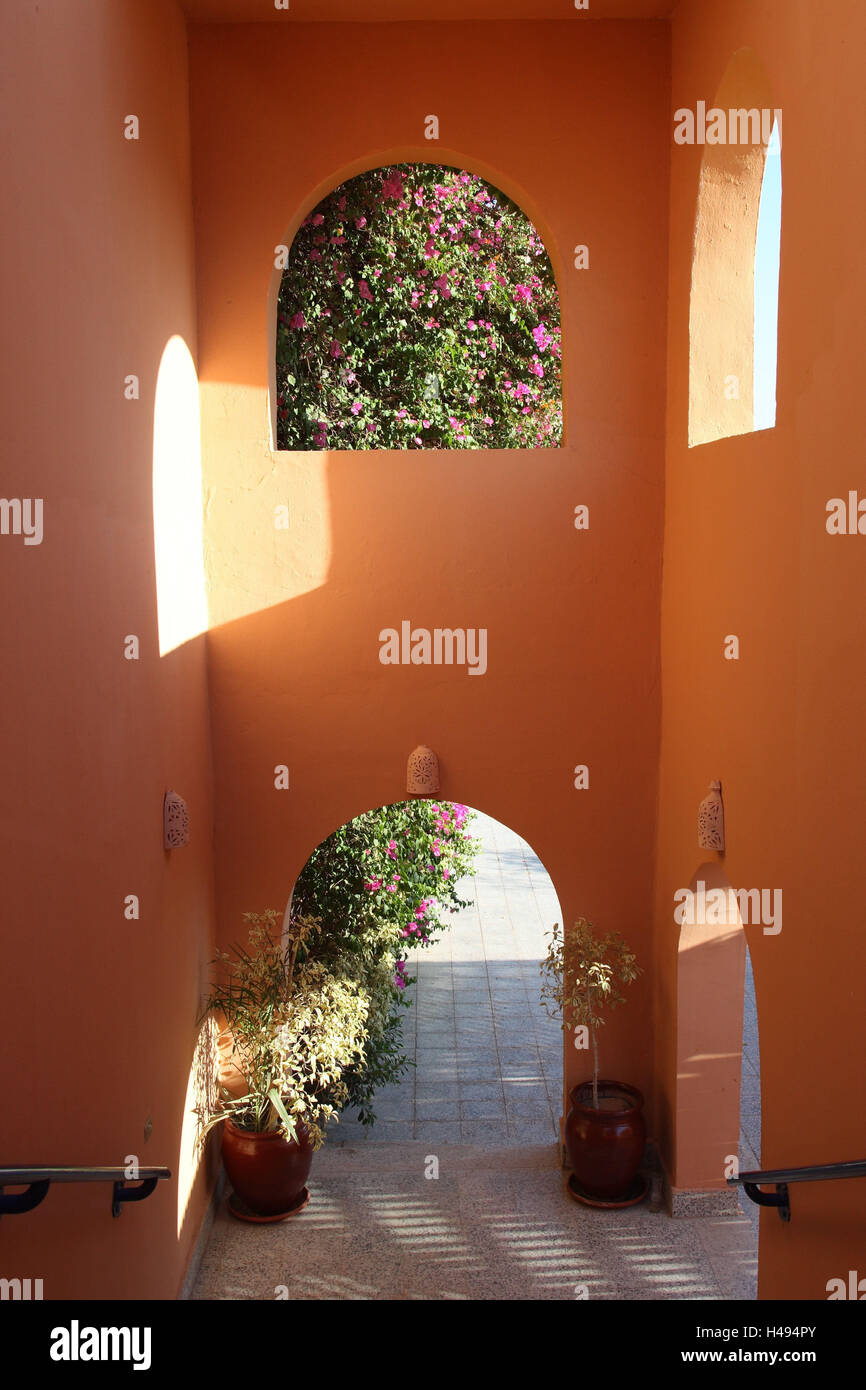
687, 52, 782, 448
275, 164, 562, 451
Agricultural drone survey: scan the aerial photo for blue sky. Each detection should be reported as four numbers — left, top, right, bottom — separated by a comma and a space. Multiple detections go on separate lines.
754, 121, 782, 431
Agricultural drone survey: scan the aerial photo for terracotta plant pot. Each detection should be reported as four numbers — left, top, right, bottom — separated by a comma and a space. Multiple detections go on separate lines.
221, 1118, 313, 1217
564, 1080, 646, 1201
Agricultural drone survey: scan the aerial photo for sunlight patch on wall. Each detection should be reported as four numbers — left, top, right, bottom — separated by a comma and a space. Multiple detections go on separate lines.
153, 335, 208, 655
176, 1017, 218, 1239
199, 380, 333, 629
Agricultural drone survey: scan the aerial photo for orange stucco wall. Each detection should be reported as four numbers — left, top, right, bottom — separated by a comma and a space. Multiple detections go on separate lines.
656, 0, 866, 1298
5, 0, 865, 1305
188, 18, 670, 1132
0, 1, 217, 1298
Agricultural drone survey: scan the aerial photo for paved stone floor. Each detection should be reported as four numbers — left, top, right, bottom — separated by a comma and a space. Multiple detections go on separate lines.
192, 811, 759, 1300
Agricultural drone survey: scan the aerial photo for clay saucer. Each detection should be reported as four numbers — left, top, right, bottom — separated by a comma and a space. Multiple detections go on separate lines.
566, 1173, 649, 1209
228, 1187, 310, 1223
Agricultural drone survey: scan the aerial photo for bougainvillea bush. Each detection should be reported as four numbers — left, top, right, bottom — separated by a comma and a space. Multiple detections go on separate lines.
276, 164, 562, 451
291, 800, 481, 1122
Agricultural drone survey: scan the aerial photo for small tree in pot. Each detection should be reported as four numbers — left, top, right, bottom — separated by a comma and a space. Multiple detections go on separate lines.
540, 918, 645, 1204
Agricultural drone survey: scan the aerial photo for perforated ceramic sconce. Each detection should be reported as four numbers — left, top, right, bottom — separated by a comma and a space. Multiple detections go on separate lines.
698, 780, 725, 852
163, 790, 190, 849
407, 746, 440, 797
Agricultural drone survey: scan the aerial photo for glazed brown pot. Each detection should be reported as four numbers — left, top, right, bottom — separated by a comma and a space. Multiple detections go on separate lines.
564, 1080, 646, 1200
221, 1118, 313, 1216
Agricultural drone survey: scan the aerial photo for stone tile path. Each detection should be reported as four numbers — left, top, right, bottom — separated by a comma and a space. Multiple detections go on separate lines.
192, 810, 759, 1300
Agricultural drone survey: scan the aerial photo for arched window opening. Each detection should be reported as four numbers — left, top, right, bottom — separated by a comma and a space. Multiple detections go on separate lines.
275, 164, 562, 452
688, 51, 781, 448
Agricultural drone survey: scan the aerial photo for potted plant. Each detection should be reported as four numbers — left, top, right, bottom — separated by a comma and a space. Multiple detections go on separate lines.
540, 918, 645, 1206
198, 910, 369, 1221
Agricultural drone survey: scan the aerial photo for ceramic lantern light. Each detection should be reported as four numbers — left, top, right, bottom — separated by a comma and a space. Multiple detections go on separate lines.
698, 780, 725, 851
407, 745, 439, 797
163, 790, 190, 849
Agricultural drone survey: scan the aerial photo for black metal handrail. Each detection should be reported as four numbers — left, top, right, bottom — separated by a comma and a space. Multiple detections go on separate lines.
0, 1165, 171, 1219
727, 1159, 866, 1222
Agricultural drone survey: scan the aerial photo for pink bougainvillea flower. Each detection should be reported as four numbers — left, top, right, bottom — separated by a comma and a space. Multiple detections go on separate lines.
366, 421, 377, 432
358, 279, 373, 301
381, 169, 405, 201
355, 216, 367, 230
533, 322, 552, 352
309, 249, 322, 262
329, 339, 343, 358
422, 419, 431, 429
514, 283, 532, 305
289, 311, 306, 330
483, 415, 493, 425
312, 213, 324, 227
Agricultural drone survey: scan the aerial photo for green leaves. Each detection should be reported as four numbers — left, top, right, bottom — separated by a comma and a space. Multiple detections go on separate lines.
275, 163, 562, 451
267, 1088, 298, 1144
539, 918, 642, 1099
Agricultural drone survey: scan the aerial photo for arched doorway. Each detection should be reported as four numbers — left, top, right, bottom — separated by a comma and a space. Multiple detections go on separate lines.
288, 801, 563, 1148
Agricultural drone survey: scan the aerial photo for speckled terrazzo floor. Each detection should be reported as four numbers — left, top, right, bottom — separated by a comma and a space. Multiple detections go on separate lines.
191, 812, 758, 1301
191, 1140, 757, 1300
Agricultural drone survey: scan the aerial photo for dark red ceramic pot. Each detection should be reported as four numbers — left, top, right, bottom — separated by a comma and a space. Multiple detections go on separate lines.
221, 1119, 313, 1216
564, 1080, 646, 1200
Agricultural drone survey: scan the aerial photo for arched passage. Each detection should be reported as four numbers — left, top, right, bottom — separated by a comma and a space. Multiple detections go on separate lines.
286, 800, 564, 1147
